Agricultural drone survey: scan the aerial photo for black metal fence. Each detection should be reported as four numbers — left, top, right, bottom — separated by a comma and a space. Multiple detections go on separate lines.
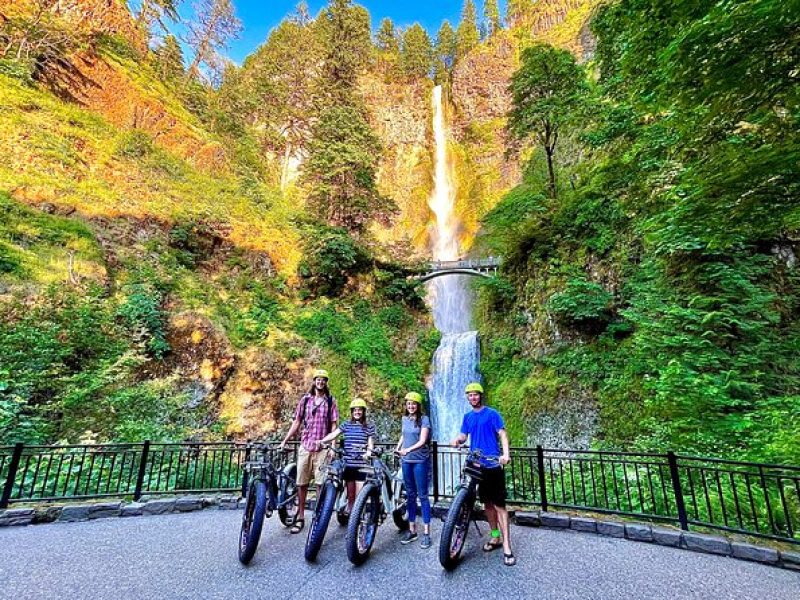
2, 441, 798, 545
0, 442, 248, 506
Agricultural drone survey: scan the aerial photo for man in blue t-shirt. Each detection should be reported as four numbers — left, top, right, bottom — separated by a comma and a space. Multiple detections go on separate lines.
450, 382, 515, 566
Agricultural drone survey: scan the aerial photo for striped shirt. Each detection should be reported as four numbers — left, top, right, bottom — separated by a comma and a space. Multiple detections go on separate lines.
340, 420, 376, 467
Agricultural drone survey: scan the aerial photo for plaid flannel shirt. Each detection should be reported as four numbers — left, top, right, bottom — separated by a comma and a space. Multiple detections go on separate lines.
295, 393, 339, 452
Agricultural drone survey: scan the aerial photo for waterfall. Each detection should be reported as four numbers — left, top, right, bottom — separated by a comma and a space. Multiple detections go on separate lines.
426, 85, 481, 446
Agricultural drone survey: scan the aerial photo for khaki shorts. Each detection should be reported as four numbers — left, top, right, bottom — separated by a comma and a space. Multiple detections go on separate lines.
297, 446, 327, 487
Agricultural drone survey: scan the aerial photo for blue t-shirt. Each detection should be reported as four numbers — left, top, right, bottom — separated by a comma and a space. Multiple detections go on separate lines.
460, 407, 505, 465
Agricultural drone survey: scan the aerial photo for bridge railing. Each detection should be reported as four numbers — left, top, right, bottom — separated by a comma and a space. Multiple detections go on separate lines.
2, 441, 798, 544
427, 256, 502, 271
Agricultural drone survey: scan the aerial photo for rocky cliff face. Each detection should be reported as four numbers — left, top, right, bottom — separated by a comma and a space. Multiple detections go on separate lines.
451, 31, 521, 244
359, 72, 433, 255
523, 0, 602, 60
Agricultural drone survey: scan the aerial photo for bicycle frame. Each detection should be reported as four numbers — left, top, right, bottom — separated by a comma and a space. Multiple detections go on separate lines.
242, 446, 297, 512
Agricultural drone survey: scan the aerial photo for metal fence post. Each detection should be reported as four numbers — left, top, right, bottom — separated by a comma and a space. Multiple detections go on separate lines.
667, 451, 689, 531
536, 445, 548, 512
133, 441, 151, 501
432, 441, 439, 504
1, 443, 24, 509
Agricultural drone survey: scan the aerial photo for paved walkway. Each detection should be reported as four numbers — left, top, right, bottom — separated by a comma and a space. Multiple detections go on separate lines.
0, 511, 798, 600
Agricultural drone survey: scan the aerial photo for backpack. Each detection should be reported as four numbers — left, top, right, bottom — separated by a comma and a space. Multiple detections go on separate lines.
298, 394, 335, 435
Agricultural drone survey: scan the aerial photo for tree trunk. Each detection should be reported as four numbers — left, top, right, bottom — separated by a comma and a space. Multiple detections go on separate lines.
545, 146, 557, 199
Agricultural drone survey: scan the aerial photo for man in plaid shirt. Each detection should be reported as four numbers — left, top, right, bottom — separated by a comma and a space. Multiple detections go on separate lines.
280, 369, 339, 533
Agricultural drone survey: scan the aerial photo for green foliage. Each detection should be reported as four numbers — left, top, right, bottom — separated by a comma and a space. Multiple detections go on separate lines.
302, 103, 395, 233
152, 34, 185, 82
116, 283, 170, 359
376, 18, 399, 53
478, 0, 800, 462
400, 24, 433, 79
483, 0, 502, 37
114, 129, 155, 159
316, 0, 373, 100
295, 300, 433, 402
508, 43, 587, 198
0, 58, 34, 84
231, 284, 283, 344
374, 266, 425, 309
298, 227, 372, 297
434, 20, 457, 81
456, 0, 480, 60
548, 279, 613, 329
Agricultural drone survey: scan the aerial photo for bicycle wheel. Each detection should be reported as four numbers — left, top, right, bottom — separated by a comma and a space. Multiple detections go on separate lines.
438, 486, 473, 571
346, 482, 381, 566
304, 480, 337, 562
278, 464, 298, 527
391, 480, 409, 531
238, 479, 267, 565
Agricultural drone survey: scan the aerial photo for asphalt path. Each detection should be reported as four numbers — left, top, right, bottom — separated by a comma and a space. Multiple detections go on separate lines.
0, 510, 798, 600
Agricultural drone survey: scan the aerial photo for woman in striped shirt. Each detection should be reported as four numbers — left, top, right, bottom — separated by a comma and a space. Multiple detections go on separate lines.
320, 398, 375, 515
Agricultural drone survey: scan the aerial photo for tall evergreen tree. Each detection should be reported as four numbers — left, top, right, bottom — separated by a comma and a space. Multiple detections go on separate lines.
376, 17, 399, 53
302, 104, 394, 233
316, 0, 372, 102
302, 0, 396, 233
153, 34, 185, 81
435, 20, 457, 70
400, 23, 433, 79
456, 0, 480, 60
483, 0, 502, 37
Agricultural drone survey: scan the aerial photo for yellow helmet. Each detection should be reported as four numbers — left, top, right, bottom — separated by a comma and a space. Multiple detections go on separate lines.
349, 398, 367, 410
465, 382, 484, 394
404, 392, 423, 404
312, 369, 329, 380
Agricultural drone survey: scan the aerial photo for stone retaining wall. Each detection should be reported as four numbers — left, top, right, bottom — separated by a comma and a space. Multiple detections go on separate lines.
516, 511, 800, 572
0, 494, 244, 527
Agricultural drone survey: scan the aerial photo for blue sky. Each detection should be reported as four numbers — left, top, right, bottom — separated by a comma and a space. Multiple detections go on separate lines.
224, 1, 508, 63
131, 1, 507, 65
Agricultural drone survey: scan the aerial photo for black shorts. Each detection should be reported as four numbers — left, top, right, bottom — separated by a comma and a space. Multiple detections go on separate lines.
477, 466, 507, 508
343, 466, 367, 482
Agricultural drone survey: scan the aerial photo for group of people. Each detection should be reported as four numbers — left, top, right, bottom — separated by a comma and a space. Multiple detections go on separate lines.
279, 369, 516, 567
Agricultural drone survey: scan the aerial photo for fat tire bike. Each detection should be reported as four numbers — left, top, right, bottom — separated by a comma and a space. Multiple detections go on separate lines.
238, 443, 298, 565
304, 444, 349, 561
346, 447, 410, 566
438, 448, 501, 571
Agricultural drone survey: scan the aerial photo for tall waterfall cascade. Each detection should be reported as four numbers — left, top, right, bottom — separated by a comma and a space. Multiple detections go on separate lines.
426, 86, 481, 444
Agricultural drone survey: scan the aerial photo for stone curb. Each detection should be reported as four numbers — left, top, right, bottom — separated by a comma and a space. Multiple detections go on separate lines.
0, 493, 241, 527
515, 511, 797, 571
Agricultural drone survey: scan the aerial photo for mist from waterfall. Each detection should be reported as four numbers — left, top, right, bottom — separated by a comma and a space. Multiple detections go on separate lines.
426, 86, 481, 445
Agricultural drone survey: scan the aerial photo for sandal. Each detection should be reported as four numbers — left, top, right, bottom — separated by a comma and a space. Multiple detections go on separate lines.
482, 538, 503, 552
290, 519, 305, 534
503, 552, 517, 567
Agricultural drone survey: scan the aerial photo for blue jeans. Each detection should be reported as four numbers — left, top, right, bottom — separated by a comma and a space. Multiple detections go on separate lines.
402, 459, 431, 524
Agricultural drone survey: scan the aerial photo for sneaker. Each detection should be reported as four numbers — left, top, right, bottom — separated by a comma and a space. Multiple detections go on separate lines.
400, 530, 419, 545
420, 534, 432, 549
